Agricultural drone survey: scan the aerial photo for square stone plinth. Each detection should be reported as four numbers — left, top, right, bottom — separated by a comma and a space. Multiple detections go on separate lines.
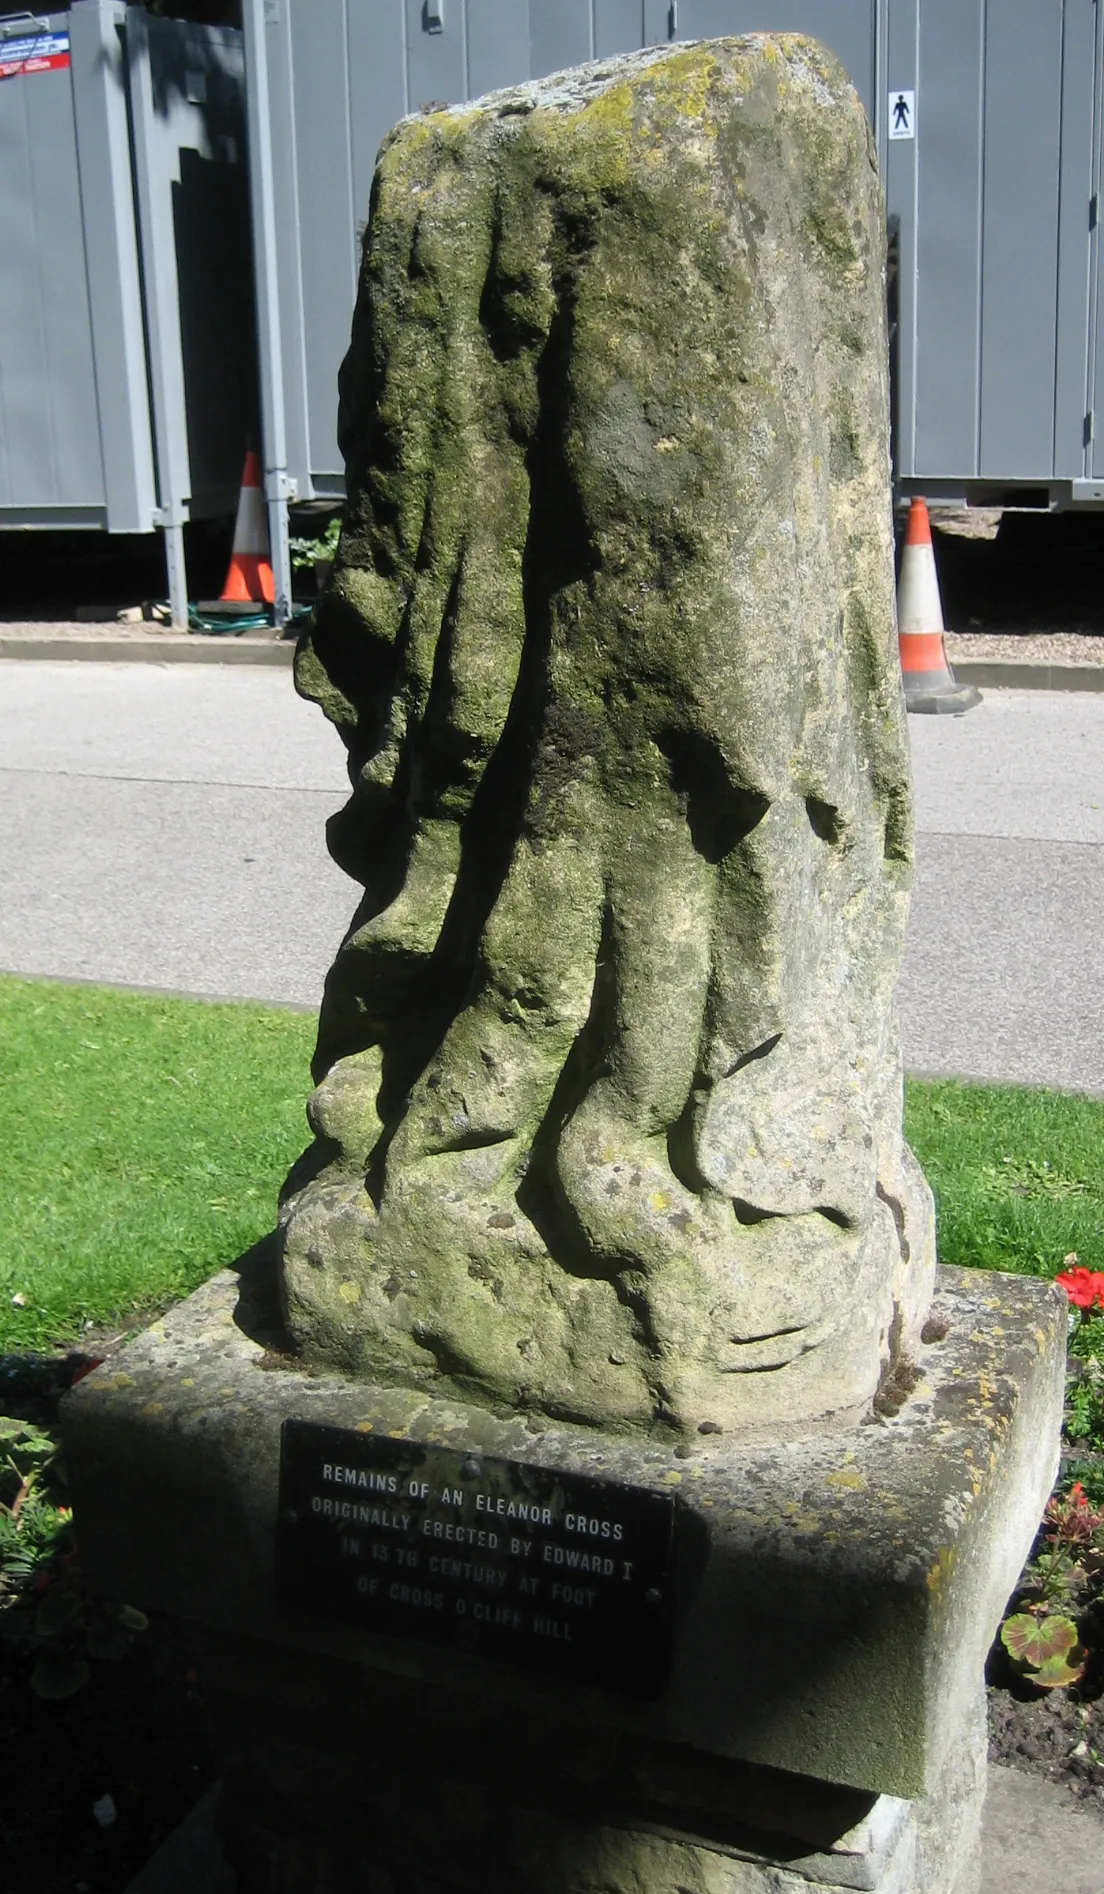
61, 1261, 1064, 1798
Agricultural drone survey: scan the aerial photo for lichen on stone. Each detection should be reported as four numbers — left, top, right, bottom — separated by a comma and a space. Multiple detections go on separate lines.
284, 36, 934, 1438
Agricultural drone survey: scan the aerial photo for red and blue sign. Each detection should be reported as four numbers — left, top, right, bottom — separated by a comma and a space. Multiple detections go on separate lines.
0, 31, 71, 82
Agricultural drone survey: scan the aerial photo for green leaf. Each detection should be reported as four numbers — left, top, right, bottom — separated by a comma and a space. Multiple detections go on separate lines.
29, 1650, 90, 1699
0, 1418, 55, 1461
1001, 1613, 1079, 1668
1032, 1646, 1087, 1690
109, 1601, 149, 1631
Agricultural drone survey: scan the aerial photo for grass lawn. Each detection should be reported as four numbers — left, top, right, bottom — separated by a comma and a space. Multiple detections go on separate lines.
904, 1078, 1104, 1279
0, 976, 316, 1355
1, 974, 1101, 1355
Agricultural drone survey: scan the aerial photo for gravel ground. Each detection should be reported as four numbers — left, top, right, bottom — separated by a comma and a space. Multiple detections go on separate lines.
945, 630, 1104, 665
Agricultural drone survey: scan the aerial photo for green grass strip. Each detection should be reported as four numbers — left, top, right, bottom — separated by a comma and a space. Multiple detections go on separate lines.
904, 1077, 1104, 1279
0, 976, 316, 1354
1, 975, 1102, 1355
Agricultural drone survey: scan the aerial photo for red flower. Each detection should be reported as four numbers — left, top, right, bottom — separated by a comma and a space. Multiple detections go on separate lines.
1055, 1267, 1104, 1311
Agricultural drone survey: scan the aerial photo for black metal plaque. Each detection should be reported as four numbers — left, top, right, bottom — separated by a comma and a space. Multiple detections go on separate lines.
275, 1420, 677, 1698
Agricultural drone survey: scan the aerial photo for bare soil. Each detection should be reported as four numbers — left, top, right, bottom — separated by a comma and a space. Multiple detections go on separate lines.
1, 1607, 215, 1894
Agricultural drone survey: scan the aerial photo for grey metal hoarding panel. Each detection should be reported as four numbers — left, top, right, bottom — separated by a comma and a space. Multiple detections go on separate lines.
532, 0, 594, 75
127, 6, 192, 534
405, 0, 466, 110
642, 0, 671, 45
69, 0, 158, 533
978, 0, 1063, 480
673, 1, 877, 118
243, 0, 293, 621
347, 0, 406, 234
0, 11, 104, 515
593, 0, 646, 61
912, 0, 983, 480
1054, 0, 1095, 481
1089, 0, 1104, 482
23, 33, 110, 507
257, 0, 311, 493
468, 0, 532, 97
885, 0, 917, 480
290, 0, 358, 483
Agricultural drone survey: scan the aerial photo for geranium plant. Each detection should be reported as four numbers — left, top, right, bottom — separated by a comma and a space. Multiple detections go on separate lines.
1056, 1263, 1104, 1311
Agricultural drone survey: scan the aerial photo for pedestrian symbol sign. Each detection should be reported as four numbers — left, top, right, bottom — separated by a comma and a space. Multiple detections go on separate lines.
889, 89, 915, 141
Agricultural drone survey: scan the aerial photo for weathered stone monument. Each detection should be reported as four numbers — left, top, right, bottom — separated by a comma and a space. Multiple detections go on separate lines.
63, 38, 1065, 1894
285, 33, 934, 1444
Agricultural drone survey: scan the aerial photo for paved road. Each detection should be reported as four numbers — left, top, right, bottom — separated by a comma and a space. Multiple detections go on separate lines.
904, 691, 1104, 1092
1, 662, 1102, 1092
0, 662, 351, 1011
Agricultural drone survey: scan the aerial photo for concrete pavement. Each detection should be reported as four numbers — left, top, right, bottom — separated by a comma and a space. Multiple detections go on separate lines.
0, 662, 352, 1008
2, 664, 1104, 1093
903, 691, 1104, 1093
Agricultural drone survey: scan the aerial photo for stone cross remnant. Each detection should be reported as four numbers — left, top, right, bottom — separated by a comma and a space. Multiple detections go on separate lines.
283, 35, 935, 1437
62, 42, 1068, 1894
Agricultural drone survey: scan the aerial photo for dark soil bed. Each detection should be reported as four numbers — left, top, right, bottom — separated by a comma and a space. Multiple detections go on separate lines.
987, 1684, 1104, 1816
1, 1609, 215, 1894
0, 1343, 216, 1894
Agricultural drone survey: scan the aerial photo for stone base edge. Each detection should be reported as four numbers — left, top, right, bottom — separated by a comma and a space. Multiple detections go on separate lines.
206, 1650, 986, 1894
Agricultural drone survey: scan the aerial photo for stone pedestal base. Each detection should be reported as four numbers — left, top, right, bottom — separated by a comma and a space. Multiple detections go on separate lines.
202, 1639, 986, 1894
62, 1262, 1062, 1894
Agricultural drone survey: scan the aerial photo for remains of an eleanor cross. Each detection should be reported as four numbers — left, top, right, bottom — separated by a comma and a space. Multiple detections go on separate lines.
281, 36, 935, 1439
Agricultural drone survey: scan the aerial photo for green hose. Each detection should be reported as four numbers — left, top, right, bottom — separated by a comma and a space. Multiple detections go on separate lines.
185, 603, 314, 636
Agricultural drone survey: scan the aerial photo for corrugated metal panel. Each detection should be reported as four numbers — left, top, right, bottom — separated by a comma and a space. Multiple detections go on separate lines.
593, 0, 646, 62
468, 0, 533, 97
0, 11, 106, 518
978, 0, 1063, 480
531, 0, 594, 77
70, 0, 159, 534
911, 0, 984, 480
884, 0, 917, 481
405, 0, 466, 109
289, 0, 359, 486
1054, 0, 1095, 481
1086, 1, 1104, 481
907, 0, 1095, 490
674, 2, 879, 117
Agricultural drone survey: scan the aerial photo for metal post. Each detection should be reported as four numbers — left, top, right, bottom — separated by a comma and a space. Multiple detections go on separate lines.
162, 519, 189, 632
126, 5, 193, 628
242, 0, 294, 631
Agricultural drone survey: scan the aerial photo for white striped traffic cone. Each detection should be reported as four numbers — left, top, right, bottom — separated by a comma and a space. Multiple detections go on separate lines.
897, 498, 980, 714
217, 451, 274, 606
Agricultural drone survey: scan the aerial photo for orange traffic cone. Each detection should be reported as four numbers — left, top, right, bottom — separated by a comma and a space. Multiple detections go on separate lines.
897, 498, 980, 714
218, 451, 274, 606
